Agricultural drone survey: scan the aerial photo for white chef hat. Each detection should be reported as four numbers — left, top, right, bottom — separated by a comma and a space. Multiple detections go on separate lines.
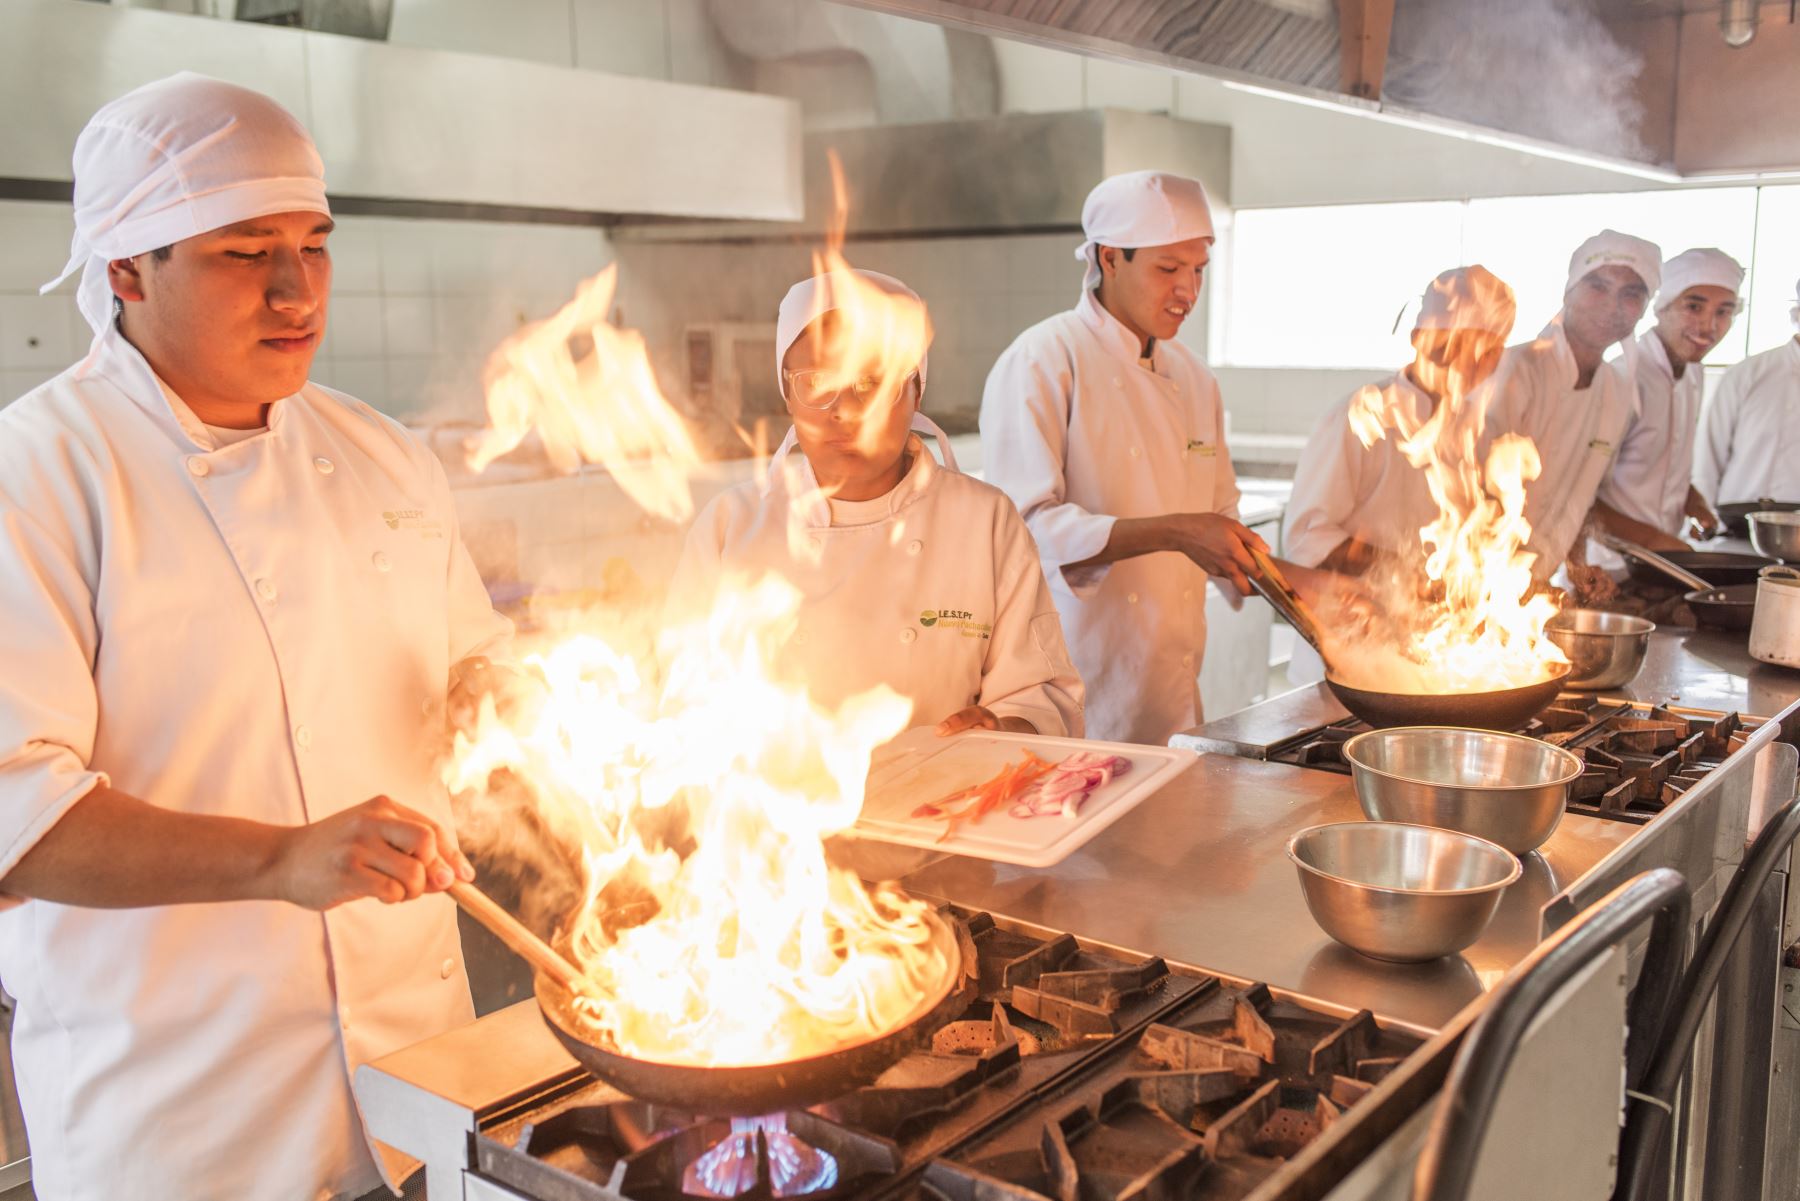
1074, 170, 1215, 291
775, 269, 930, 394
1655, 248, 1744, 311
1565, 229, 1662, 297
1413, 265, 1516, 339
40, 72, 330, 335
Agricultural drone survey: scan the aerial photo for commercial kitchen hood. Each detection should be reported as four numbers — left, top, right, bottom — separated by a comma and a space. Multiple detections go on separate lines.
613, 106, 1229, 243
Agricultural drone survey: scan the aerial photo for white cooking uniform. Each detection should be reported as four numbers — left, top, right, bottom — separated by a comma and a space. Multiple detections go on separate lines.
0, 326, 510, 1201
1595, 330, 1704, 536
1284, 372, 1445, 571
1694, 337, 1800, 507
669, 416, 1083, 737
5, 72, 510, 1201
980, 289, 1240, 745
1597, 249, 1745, 535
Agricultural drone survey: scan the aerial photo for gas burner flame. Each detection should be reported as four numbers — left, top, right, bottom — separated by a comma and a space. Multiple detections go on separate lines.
682, 1114, 840, 1199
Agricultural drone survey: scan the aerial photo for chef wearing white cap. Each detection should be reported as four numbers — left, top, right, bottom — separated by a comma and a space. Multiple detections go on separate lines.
0, 75, 510, 1200
1489, 228, 1661, 579
1286, 265, 1517, 574
669, 269, 1083, 740
979, 171, 1326, 744
1593, 248, 1743, 549
1695, 276, 1800, 508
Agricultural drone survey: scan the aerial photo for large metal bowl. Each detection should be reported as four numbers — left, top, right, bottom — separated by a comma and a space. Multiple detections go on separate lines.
1545, 609, 1655, 689
1287, 822, 1522, 963
1749, 511, 1800, 563
1342, 726, 1582, 853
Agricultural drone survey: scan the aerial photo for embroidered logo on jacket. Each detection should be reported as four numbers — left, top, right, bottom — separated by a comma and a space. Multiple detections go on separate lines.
919, 609, 992, 639
382, 509, 445, 539
1186, 439, 1216, 457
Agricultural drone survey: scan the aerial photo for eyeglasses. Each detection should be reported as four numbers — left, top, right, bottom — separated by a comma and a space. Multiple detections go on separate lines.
782, 369, 918, 411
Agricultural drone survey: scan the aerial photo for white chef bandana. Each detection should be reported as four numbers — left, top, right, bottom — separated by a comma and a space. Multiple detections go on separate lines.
1074, 170, 1215, 291
40, 72, 330, 335
1564, 229, 1662, 297
1655, 248, 1744, 311
1413, 265, 1516, 338
775, 269, 930, 392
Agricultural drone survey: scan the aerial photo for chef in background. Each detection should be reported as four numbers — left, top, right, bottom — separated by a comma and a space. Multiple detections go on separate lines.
1592, 248, 1743, 550
667, 269, 1084, 740
1694, 274, 1800, 509
980, 171, 1333, 745
1281, 265, 1516, 683
0, 74, 512, 1201
1488, 229, 1660, 593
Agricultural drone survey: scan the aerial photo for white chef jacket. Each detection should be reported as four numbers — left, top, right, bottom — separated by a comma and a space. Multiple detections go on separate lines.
1283, 371, 1443, 570
1694, 337, 1800, 506
1489, 324, 1637, 576
1596, 331, 1703, 536
0, 326, 511, 1201
667, 422, 1083, 737
980, 289, 1240, 746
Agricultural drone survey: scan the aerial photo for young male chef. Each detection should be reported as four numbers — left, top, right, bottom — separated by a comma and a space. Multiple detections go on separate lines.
1488, 229, 1660, 585
979, 171, 1330, 745
0, 75, 512, 1201
1593, 248, 1744, 550
667, 269, 1084, 739
1695, 275, 1800, 509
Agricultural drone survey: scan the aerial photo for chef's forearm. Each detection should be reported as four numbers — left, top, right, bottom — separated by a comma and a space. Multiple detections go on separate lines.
0, 784, 287, 908
1068, 515, 1174, 570
1592, 501, 1685, 552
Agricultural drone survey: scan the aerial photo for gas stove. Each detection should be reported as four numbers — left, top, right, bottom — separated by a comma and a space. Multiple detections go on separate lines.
1179, 690, 1768, 827
364, 909, 1428, 1201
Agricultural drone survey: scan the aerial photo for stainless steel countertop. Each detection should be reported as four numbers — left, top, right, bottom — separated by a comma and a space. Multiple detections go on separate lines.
890, 753, 1635, 1035
1596, 627, 1800, 717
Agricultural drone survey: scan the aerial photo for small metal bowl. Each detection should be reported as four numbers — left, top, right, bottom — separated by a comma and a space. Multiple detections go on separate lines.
1749, 511, 1800, 563
1343, 727, 1582, 854
1288, 822, 1521, 963
1545, 609, 1655, 690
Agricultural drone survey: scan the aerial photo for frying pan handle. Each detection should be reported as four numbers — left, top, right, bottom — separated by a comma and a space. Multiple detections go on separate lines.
1247, 546, 1333, 667
448, 880, 585, 994
1597, 532, 1712, 592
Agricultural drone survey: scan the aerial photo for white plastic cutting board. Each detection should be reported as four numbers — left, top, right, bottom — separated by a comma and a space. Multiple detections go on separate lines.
851, 728, 1195, 867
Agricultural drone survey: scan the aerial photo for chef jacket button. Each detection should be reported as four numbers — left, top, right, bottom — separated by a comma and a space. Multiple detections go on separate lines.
1112, 377, 1123, 389
440, 957, 456, 980
793, 631, 807, 646
294, 724, 313, 749
907, 540, 922, 555
186, 457, 210, 477
340, 1006, 351, 1027
314, 456, 335, 475
1183, 589, 1194, 601
1129, 446, 1142, 459
373, 551, 392, 572
1182, 652, 1195, 667
900, 627, 917, 644
255, 577, 278, 602
1128, 592, 1140, 604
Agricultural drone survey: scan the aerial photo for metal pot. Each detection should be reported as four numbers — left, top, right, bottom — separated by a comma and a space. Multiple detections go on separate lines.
1749, 565, 1800, 670
1684, 582, 1759, 632
1287, 821, 1521, 963
1325, 664, 1570, 731
1343, 726, 1581, 853
1544, 610, 1654, 689
1748, 511, 1800, 563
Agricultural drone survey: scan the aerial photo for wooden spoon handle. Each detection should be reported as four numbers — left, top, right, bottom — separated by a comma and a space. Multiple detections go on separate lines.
448, 880, 584, 994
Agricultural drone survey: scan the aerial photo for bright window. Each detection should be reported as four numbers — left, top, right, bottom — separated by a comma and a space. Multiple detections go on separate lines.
1746, 186, 1800, 358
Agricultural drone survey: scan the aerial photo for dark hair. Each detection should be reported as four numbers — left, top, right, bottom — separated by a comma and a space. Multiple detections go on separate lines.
1120, 247, 1136, 262
148, 245, 172, 262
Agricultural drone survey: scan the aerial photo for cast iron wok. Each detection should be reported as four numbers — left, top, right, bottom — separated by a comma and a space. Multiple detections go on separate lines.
1325, 663, 1572, 730
1683, 583, 1758, 632
1625, 550, 1777, 590
534, 906, 973, 1114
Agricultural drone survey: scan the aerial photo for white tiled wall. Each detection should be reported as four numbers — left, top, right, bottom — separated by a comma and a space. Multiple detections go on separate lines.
0, 201, 612, 422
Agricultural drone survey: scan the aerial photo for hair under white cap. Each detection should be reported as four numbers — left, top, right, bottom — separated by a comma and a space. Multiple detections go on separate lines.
1413, 265, 1516, 339
1565, 228, 1662, 298
775, 269, 929, 393
1074, 170, 1214, 291
40, 72, 330, 335
1655, 248, 1744, 311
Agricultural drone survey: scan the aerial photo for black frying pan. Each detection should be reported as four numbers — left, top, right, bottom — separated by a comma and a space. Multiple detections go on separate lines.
1718, 500, 1800, 538
1325, 663, 1572, 730
1682, 583, 1758, 632
1626, 551, 1777, 590
535, 907, 973, 1115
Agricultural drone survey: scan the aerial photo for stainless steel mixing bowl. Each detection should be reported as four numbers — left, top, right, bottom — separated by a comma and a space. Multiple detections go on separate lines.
1545, 609, 1655, 690
1287, 821, 1522, 962
1342, 726, 1583, 854
1749, 511, 1800, 563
